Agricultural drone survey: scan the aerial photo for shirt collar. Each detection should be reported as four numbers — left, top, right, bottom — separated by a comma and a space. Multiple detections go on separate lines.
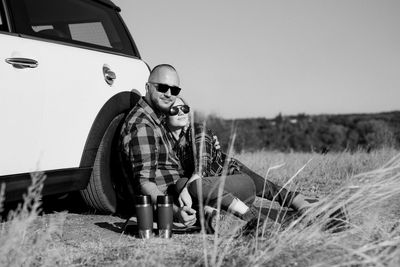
138, 97, 166, 126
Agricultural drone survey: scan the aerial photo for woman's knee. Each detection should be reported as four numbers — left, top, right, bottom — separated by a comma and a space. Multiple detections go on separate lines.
225, 174, 256, 205
187, 175, 256, 205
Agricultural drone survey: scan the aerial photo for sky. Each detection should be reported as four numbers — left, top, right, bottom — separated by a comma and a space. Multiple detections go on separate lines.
114, 0, 400, 119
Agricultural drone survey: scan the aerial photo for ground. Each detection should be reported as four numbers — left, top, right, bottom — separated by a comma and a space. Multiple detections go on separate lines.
1, 149, 400, 266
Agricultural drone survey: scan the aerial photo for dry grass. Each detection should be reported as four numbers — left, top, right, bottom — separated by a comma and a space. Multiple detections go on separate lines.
1, 148, 399, 266
203, 148, 400, 267
0, 172, 67, 266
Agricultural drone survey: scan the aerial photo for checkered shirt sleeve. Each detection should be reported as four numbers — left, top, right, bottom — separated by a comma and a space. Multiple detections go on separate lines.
125, 123, 158, 186
193, 124, 214, 176
193, 124, 242, 177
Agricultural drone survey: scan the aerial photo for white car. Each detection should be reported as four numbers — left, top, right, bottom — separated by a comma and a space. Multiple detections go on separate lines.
0, 0, 149, 213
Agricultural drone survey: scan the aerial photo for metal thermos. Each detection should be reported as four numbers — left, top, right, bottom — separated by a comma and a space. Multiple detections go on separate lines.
135, 195, 153, 239
157, 195, 174, 238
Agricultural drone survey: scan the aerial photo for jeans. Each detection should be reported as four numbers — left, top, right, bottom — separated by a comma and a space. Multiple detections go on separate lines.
181, 167, 299, 211
236, 160, 299, 208
187, 174, 256, 209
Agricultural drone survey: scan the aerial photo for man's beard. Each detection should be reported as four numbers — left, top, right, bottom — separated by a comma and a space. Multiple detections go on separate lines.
151, 95, 171, 114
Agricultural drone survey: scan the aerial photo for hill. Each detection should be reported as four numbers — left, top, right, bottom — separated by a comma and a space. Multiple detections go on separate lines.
196, 111, 400, 152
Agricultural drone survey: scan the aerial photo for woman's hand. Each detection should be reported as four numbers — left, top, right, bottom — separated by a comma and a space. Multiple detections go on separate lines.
178, 187, 193, 208
212, 135, 221, 150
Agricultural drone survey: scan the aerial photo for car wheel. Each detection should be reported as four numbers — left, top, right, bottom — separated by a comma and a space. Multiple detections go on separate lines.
80, 113, 125, 213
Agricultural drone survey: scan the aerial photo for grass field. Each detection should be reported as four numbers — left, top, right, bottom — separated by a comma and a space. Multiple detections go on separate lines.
1, 148, 400, 266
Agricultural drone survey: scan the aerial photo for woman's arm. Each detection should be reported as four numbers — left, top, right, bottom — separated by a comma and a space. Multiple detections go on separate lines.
193, 123, 215, 176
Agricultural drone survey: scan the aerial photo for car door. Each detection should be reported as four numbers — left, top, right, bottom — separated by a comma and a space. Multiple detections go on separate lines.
0, 8, 46, 175
2, 0, 148, 175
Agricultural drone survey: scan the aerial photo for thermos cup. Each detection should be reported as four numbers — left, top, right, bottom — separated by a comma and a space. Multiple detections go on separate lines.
135, 195, 153, 239
157, 195, 174, 238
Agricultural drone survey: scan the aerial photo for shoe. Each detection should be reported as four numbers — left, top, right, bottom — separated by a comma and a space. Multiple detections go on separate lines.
241, 217, 263, 236
302, 197, 350, 233
205, 209, 245, 236
322, 206, 350, 233
281, 205, 350, 233
280, 197, 318, 229
241, 216, 279, 237
280, 208, 308, 229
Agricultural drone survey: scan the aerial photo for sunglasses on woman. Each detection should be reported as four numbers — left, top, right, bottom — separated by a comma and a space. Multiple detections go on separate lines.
169, 105, 190, 116
148, 82, 181, 96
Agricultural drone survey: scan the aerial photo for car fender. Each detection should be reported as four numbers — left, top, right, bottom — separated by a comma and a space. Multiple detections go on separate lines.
79, 90, 141, 171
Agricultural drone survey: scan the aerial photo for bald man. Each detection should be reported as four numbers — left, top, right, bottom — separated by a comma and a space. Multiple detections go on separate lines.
119, 64, 197, 226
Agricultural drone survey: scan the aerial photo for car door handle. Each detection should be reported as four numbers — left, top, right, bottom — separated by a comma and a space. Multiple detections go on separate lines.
103, 65, 116, 85
105, 70, 116, 81
5, 57, 39, 69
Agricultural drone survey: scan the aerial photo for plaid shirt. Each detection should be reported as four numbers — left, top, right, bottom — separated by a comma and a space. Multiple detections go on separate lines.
170, 123, 241, 178
120, 98, 183, 194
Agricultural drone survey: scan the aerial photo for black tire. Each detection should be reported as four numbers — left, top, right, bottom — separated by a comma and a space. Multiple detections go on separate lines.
80, 113, 125, 213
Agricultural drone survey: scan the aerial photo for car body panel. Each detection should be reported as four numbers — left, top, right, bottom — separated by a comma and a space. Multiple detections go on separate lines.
0, 33, 46, 175
0, 0, 149, 177
0, 33, 148, 176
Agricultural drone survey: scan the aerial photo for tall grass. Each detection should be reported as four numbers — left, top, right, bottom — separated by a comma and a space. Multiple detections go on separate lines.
201, 148, 400, 266
0, 172, 67, 266
0, 149, 399, 266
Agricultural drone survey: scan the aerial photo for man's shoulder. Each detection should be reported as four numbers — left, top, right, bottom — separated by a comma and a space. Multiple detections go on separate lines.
120, 100, 159, 146
124, 98, 156, 126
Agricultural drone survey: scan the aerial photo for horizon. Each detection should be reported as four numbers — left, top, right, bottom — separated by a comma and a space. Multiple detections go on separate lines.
115, 0, 400, 119
204, 109, 400, 121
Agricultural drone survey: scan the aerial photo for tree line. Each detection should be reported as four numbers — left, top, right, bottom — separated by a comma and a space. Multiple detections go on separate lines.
194, 111, 400, 153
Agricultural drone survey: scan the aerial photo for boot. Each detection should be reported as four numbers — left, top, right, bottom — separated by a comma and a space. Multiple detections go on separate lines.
239, 205, 268, 236
204, 206, 245, 235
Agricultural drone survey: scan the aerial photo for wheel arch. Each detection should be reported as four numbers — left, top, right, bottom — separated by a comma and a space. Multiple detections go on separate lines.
79, 89, 141, 171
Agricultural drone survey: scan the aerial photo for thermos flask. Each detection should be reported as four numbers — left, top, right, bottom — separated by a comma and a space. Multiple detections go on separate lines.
135, 195, 153, 239
157, 195, 174, 238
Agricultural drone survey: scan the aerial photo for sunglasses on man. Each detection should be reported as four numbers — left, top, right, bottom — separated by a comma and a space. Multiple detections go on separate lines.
169, 105, 190, 116
148, 82, 181, 96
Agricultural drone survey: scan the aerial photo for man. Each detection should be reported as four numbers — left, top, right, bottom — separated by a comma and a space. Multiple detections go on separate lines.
119, 64, 196, 226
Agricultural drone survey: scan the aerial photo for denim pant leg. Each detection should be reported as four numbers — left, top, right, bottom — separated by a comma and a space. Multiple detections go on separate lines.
235, 160, 299, 208
187, 174, 256, 211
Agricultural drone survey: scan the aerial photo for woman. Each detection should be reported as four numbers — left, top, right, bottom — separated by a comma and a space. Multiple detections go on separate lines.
164, 97, 317, 233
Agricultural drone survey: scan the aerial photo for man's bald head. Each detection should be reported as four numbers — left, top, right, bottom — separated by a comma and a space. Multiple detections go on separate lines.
145, 64, 181, 114
148, 64, 180, 87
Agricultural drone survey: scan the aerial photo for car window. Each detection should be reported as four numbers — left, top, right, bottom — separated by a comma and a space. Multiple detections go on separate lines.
7, 0, 137, 57
0, 2, 7, 32
69, 22, 112, 47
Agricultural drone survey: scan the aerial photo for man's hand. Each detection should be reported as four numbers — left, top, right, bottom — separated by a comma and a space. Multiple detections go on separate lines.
175, 206, 197, 227
178, 187, 192, 208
